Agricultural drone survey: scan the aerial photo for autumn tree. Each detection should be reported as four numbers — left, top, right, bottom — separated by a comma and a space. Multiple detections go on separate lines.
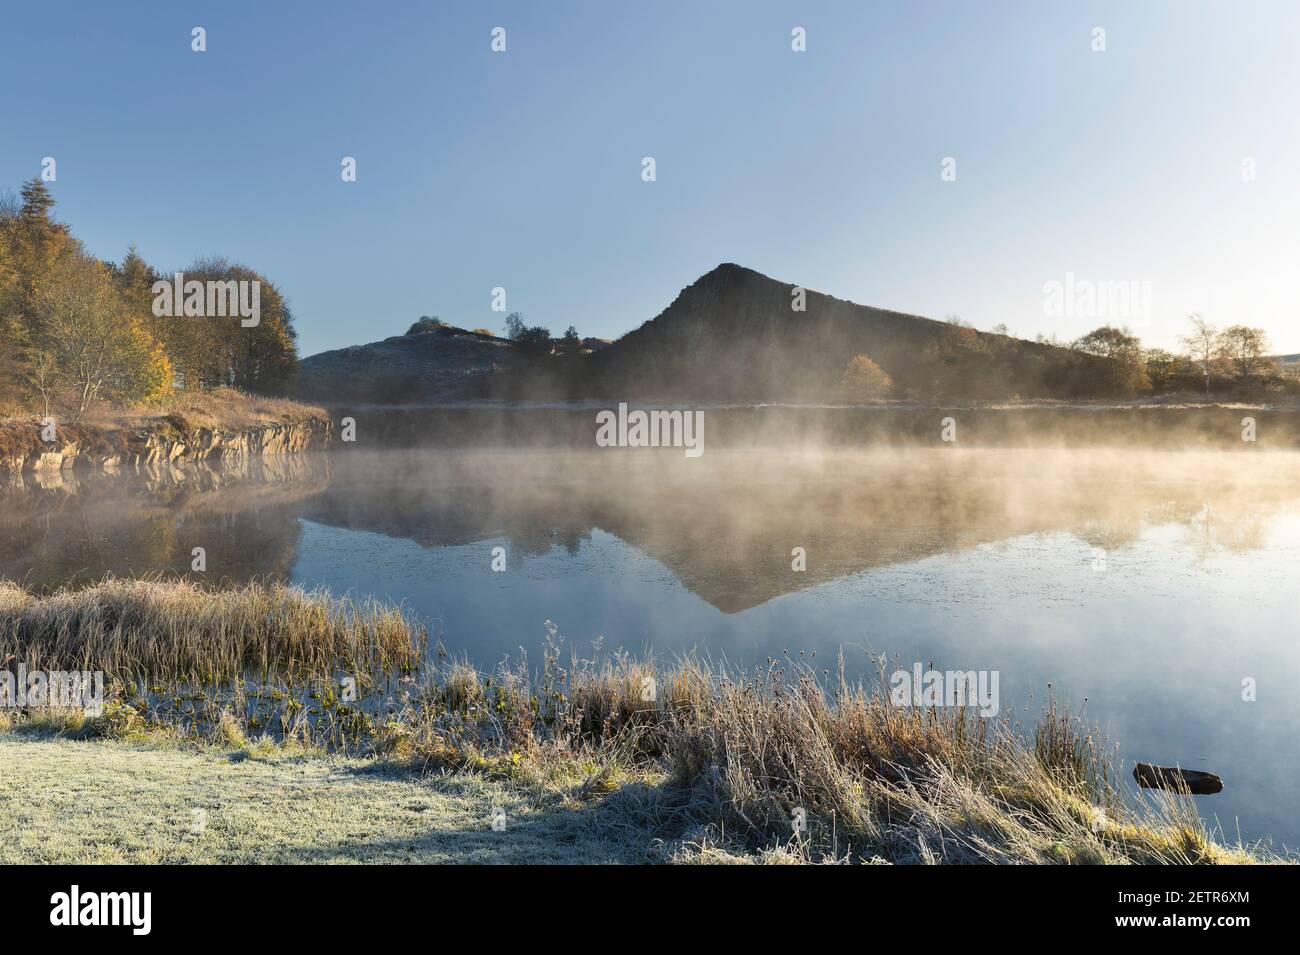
12, 178, 74, 315
0, 190, 22, 408
172, 258, 298, 394
1143, 347, 1186, 392
1, 178, 77, 407
1216, 325, 1271, 381
840, 353, 893, 400
2, 178, 300, 409
113, 245, 192, 389
30, 252, 172, 416
1072, 325, 1149, 394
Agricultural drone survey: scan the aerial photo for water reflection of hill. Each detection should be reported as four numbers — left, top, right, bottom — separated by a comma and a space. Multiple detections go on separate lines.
4, 449, 1293, 607
0, 456, 330, 591
301, 450, 1300, 612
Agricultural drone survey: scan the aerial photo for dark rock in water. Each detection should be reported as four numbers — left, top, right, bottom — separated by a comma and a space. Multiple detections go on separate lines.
1133, 763, 1223, 795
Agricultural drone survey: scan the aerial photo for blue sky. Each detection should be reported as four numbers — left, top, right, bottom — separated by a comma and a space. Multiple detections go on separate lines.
3, 1, 1298, 356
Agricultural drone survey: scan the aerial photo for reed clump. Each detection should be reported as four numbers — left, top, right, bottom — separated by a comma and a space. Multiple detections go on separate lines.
0, 577, 420, 687
0, 580, 1275, 865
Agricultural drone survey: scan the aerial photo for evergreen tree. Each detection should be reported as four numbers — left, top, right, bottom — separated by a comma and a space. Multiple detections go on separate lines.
19, 177, 55, 230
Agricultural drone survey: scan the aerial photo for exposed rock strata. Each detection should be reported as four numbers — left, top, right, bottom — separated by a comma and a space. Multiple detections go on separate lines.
0, 418, 332, 473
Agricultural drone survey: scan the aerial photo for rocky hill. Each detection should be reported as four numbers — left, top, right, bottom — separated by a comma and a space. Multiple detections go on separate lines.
603, 265, 1112, 400
296, 321, 514, 403
482, 264, 1108, 401
298, 265, 1110, 404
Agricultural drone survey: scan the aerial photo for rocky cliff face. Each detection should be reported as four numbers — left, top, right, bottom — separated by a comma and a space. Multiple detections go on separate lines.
0, 417, 332, 473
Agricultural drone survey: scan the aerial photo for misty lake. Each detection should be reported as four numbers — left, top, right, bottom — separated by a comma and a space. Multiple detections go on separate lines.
3, 446, 1297, 849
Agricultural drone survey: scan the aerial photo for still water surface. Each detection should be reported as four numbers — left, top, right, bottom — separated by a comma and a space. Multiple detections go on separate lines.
4, 447, 1297, 848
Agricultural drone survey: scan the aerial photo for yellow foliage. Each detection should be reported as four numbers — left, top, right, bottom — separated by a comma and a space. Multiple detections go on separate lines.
840, 354, 893, 400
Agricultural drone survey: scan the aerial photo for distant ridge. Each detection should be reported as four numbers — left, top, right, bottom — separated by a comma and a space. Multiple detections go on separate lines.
297, 322, 511, 403
488, 263, 1107, 401
299, 264, 1109, 404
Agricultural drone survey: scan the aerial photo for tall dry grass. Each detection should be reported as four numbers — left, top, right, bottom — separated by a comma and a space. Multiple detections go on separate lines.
81, 387, 328, 432
0, 580, 1273, 864
0, 577, 419, 686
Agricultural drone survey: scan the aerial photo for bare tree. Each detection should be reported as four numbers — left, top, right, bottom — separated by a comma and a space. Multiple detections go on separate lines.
28, 350, 58, 418
1180, 314, 1218, 397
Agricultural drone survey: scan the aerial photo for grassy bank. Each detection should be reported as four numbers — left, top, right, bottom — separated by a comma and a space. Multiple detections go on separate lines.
0, 577, 416, 684
0, 579, 1278, 864
73, 388, 327, 431
0, 388, 330, 471
0, 735, 634, 864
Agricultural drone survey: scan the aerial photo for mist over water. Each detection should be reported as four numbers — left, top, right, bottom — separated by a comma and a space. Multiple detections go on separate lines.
4, 444, 1297, 848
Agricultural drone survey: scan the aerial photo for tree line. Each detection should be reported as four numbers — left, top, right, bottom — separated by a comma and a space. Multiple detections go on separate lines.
503, 311, 582, 354
835, 315, 1285, 403
1, 178, 298, 418
1066, 318, 1278, 396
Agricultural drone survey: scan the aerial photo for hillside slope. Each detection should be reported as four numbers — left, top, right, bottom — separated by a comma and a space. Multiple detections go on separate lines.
566, 264, 1103, 401
299, 265, 1109, 404
297, 322, 513, 403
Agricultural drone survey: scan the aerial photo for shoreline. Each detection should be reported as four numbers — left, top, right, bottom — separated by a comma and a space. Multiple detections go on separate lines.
0, 733, 636, 864
0, 391, 331, 474
311, 401, 1300, 451
0, 578, 1281, 865
6, 396, 1300, 475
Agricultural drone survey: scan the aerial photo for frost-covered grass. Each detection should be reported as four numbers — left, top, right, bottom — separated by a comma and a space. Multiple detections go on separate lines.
0, 580, 1282, 865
